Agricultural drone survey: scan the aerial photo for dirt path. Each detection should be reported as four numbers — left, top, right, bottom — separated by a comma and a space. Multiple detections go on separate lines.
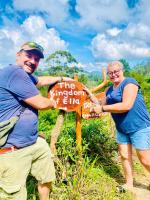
134, 187, 150, 200
134, 173, 150, 200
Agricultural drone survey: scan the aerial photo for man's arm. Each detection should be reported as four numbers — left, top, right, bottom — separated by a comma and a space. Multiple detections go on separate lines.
24, 94, 56, 110
37, 76, 74, 87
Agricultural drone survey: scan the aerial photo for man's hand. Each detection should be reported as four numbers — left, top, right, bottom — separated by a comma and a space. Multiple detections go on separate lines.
83, 86, 99, 104
49, 97, 57, 108
62, 77, 75, 82
82, 85, 91, 95
37, 76, 75, 87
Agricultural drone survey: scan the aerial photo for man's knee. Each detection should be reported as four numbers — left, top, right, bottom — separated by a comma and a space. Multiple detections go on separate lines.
38, 182, 52, 193
38, 182, 52, 200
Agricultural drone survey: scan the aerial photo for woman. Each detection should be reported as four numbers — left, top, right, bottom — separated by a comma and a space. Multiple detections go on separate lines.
94, 61, 150, 192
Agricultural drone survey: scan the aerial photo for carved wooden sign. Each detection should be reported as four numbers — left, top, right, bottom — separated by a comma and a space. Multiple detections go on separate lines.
82, 92, 105, 119
48, 81, 87, 112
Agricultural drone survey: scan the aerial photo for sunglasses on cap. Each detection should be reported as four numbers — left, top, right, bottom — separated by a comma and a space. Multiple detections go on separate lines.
26, 42, 44, 52
20, 41, 44, 58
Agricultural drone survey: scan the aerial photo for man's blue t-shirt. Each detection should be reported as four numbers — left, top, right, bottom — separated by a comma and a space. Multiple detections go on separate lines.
106, 77, 150, 134
0, 64, 39, 148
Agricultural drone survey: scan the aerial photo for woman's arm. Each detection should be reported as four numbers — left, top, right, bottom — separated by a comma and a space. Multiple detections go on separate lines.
94, 84, 138, 114
102, 84, 138, 113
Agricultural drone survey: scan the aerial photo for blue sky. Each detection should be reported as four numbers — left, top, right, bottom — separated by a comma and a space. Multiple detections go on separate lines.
0, 0, 150, 71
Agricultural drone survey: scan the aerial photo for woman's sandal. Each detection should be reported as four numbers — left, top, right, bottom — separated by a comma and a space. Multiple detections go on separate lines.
117, 185, 126, 193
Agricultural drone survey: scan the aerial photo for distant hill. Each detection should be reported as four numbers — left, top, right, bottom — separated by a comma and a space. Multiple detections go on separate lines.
87, 70, 102, 81
134, 63, 150, 76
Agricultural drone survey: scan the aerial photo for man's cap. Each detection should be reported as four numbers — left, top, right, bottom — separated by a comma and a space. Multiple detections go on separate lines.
21, 42, 44, 58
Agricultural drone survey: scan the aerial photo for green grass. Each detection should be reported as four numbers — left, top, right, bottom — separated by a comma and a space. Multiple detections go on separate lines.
27, 113, 136, 199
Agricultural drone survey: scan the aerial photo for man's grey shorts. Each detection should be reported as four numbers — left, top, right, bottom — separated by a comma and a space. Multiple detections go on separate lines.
116, 126, 150, 150
0, 137, 56, 200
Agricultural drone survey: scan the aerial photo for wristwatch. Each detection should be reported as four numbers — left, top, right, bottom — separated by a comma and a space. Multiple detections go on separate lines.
102, 106, 105, 112
59, 77, 63, 82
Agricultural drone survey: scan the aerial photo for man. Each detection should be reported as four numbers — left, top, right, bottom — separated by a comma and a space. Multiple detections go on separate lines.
0, 42, 73, 200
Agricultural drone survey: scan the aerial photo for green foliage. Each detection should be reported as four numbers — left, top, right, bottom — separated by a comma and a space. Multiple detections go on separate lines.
46, 65, 85, 78
27, 111, 135, 200
78, 73, 88, 85
133, 63, 150, 76
38, 109, 58, 138
50, 116, 133, 199
38, 86, 49, 97
128, 64, 150, 110
130, 71, 143, 84
27, 176, 38, 200
82, 119, 117, 157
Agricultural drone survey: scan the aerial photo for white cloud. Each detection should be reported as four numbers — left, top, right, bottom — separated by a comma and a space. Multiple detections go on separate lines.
79, 62, 106, 73
136, 0, 150, 26
1, 0, 150, 71
125, 23, 150, 41
76, 62, 84, 68
13, 0, 70, 24
0, 16, 68, 67
91, 33, 150, 61
106, 28, 122, 37
21, 16, 68, 54
76, 0, 130, 31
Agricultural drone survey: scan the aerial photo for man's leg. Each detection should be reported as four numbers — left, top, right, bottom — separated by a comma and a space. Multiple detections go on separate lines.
118, 144, 133, 188
136, 150, 150, 172
0, 148, 32, 200
38, 182, 52, 200
31, 137, 56, 200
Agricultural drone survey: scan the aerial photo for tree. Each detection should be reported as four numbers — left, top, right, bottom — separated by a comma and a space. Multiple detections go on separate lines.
46, 50, 77, 68
119, 59, 131, 76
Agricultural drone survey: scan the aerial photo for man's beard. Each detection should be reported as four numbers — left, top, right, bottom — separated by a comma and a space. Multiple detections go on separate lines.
25, 62, 36, 73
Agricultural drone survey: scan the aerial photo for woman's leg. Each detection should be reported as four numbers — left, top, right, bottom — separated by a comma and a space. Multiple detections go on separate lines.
118, 144, 134, 188
136, 150, 150, 172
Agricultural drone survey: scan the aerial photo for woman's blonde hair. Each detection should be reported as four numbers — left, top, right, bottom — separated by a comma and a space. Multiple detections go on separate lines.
108, 61, 124, 70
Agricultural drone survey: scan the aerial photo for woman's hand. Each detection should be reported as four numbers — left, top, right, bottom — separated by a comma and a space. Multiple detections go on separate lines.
93, 104, 103, 114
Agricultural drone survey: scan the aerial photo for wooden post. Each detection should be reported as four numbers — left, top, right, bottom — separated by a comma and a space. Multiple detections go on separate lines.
76, 108, 82, 146
90, 68, 109, 93
74, 75, 82, 150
